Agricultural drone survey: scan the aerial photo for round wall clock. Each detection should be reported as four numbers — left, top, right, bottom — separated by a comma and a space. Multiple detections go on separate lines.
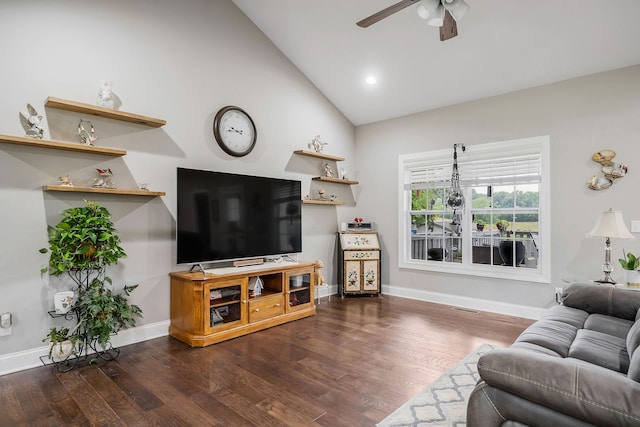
213, 105, 257, 157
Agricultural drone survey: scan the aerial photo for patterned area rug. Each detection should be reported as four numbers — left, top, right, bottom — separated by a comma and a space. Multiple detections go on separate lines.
377, 344, 496, 427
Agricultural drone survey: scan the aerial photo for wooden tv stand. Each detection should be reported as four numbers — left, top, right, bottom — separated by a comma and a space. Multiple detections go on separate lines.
169, 261, 316, 347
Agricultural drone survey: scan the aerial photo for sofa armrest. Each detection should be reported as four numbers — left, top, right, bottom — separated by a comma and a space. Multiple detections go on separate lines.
562, 282, 640, 321
476, 349, 640, 426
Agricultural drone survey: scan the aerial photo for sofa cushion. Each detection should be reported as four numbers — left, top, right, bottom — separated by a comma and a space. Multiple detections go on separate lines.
514, 320, 578, 357
562, 282, 640, 321
628, 320, 640, 353
540, 305, 588, 328
475, 349, 640, 426
584, 313, 634, 339
510, 341, 564, 357
568, 329, 629, 373
629, 350, 640, 382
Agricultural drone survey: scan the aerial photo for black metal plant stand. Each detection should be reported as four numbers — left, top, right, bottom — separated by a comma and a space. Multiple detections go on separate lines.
40, 267, 122, 373
40, 310, 121, 373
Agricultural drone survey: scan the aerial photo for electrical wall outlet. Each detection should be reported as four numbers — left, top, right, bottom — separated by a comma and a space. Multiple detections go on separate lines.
555, 287, 563, 305
0, 312, 12, 336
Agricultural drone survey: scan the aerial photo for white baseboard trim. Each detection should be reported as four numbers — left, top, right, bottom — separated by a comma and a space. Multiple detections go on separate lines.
381, 284, 545, 320
0, 320, 170, 377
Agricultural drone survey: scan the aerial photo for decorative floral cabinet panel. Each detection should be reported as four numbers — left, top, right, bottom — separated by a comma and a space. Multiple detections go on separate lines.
338, 232, 381, 296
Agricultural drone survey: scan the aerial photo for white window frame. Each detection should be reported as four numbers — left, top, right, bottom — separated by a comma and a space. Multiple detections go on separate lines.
398, 136, 551, 283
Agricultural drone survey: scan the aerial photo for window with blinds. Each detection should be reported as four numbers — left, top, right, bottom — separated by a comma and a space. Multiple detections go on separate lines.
398, 136, 551, 283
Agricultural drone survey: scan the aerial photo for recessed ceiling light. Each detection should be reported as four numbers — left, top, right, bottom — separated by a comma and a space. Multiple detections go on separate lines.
365, 75, 377, 85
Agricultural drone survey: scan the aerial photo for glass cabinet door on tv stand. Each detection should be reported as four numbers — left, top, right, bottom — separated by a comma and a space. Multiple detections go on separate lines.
285, 268, 314, 313
205, 279, 246, 334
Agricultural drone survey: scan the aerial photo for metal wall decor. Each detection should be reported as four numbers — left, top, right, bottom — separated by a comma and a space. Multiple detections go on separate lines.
588, 149, 628, 190
447, 143, 466, 209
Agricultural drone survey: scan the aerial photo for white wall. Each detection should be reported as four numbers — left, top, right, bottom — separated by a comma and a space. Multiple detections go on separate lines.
353, 66, 640, 316
0, 0, 355, 362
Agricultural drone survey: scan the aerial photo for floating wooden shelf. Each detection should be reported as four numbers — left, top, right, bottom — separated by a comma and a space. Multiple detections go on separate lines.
0, 134, 126, 156
43, 185, 165, 197
293, 150, 345, 162
312, 176, 359, 185
45, 97, 166, 128
302, 199, 344, 205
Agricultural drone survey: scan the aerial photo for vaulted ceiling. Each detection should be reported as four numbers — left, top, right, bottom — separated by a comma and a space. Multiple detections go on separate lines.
233, 0, 640, 125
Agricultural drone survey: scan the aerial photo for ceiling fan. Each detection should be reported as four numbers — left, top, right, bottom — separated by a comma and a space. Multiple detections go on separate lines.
356, 0, 469, 41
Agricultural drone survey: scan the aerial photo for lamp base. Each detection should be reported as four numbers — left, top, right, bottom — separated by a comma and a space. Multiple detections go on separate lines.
593, 276, 616, 285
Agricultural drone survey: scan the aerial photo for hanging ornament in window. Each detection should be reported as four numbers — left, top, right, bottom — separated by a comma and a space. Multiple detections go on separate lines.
447, 143, 465, 209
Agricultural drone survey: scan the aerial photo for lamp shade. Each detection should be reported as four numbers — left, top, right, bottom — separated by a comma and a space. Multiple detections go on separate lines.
587, 209, 634, 239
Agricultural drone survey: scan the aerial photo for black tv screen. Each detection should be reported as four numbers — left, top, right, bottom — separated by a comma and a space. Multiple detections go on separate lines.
176, 168, 302, 265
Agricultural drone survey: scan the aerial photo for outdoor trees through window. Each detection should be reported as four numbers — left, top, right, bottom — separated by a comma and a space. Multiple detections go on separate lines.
400, 136, 550, 283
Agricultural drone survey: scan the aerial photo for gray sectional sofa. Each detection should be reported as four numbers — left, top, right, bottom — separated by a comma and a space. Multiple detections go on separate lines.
467, 282, 640, 426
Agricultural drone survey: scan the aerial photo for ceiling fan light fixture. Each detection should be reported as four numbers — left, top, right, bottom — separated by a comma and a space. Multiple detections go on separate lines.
427, 3, 445, 27
416, 2, 430, 20
443, 0, 469, 21
417, 0, 440, 20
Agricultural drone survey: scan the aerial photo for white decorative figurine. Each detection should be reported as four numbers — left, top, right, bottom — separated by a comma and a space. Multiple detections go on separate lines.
324, 163, 335, 178
339, 167, 348, 180
308, 134, 327, 153
97, 80, 115, 109
78, 120, 98, 146
58, 175, 73, 187
19, 103, 44, 139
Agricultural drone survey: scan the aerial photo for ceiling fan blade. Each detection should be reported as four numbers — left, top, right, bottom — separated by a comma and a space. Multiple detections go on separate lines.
439, 10, 458, 41
357, 0, 420, 28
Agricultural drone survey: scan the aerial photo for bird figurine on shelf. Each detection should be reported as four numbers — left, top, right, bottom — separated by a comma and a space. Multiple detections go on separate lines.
78, 119, 98, 146
93, 168, 116, 188
19, 103, 44, 139
324, 163, 336, 178
308, 134, 327, 153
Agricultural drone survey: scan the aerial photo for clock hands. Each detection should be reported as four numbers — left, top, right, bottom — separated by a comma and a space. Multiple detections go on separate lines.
225, 126, 243, 135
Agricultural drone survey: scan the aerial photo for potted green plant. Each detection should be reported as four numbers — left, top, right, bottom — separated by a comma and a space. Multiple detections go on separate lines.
40, 200, 142, 359
41, 200, 127, 275
77, 278, 141, 349
475, 219, 485, 231
43, 325, 79, 360
495, 219, 510, 232
618, 250, 640, 288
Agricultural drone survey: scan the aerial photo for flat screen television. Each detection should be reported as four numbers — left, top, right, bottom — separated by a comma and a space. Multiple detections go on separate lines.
176, 167, 302, 265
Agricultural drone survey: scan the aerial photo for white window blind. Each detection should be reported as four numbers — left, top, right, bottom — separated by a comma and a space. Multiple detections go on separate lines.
403, 137, 543, 190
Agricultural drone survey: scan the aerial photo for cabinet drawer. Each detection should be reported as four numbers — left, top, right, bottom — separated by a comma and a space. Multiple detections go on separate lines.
249, 294, 284, 322
344, 250, 380, 260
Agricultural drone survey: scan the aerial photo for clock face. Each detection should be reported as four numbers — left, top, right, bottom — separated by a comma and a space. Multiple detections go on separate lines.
213, 106, 256, 157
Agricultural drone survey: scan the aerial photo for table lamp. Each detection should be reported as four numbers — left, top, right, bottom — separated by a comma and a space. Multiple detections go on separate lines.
587, 208, 634, 284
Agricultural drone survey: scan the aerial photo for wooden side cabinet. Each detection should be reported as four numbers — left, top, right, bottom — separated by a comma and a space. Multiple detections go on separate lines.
169, 261, 316, 347
344, 251, 380, 294
337, 232, 381, 297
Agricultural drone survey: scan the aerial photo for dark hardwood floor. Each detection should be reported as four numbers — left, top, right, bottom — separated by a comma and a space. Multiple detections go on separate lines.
0, 295, 533, 426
